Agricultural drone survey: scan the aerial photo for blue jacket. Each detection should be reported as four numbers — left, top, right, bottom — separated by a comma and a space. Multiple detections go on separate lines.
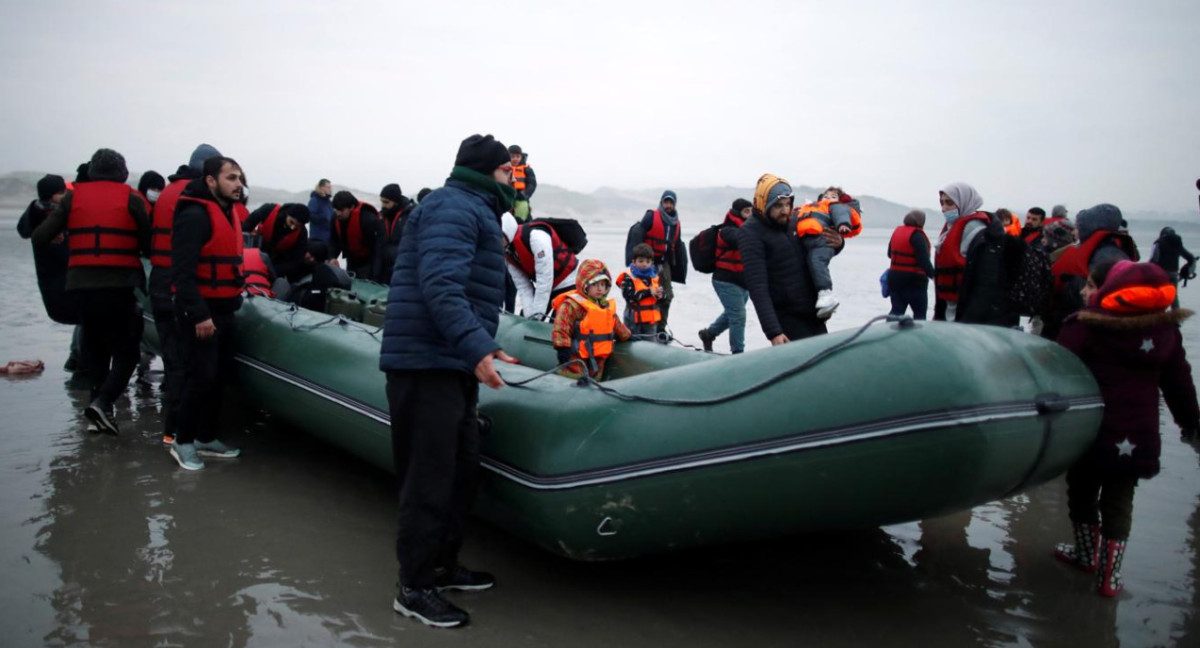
379, 179, 507, 374
307, 191, 334, 242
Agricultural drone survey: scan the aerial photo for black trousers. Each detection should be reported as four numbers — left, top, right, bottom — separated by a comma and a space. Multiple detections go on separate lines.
387, 370, 481, 589
888, 272, 930, 320
778, 311, 828, 341
153, 308, 184, 436
174, 310, 237, 444
78, 287, 142, 406
1066, 459, 1138, 540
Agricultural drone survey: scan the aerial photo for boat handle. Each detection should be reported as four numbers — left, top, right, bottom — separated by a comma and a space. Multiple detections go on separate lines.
596, 517, 618, 536
1035, 394, 1070, 414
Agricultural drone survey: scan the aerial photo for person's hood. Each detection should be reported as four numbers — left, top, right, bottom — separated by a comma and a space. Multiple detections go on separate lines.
940, 182, 983, 217
1076, 203, 1123, 242
659, 189, 678, 222
168, 164, 198, 183
575, 259, 612, 293
753, 173, 792, 215
188, 143, 221, 173
1086, 260, 1175, 316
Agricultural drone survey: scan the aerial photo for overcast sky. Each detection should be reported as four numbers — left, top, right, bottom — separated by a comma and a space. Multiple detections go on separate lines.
1, 0, 1197, 214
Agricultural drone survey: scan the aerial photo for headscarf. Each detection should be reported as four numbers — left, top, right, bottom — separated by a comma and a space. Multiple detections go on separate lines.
903, 209, 926, 228
940, 182, 984, 217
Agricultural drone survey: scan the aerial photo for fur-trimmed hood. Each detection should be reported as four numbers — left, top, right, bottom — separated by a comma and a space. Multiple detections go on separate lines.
1076, 307, 1192, 331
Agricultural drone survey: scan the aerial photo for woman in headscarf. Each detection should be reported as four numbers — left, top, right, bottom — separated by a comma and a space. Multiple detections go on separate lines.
933, 183, 990, 321
886, 209, 935, 319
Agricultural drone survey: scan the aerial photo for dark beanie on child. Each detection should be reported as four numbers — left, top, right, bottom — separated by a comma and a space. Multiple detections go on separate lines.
138, 170, 166, 195
455, 134, 510, 175
37, 174, 67, 202
380, 183, 404, 203
89, 148, 128, 183
731, 198, 752, 214
332, 191, 358, 211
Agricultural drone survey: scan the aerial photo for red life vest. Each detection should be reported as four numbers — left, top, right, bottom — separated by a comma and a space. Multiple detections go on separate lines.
178, 195, 245, 299
550, 292, 617, 359
1023, 228, 1042, 245
242, 247, 274, 297
643, 210, 680, 260
383, 203, 412, 242
67, 181, 145, 269
334, 202, 375, 261
1052, 231, 1140, 293
615, 271, 662, 324
714, 210, 746, 274
150, 178, 191, 268
512, 164, 529, 193
934, 212, 991, 302
256, 204, 302, 255
889, 225, 931, 276
507, 221, 578, 286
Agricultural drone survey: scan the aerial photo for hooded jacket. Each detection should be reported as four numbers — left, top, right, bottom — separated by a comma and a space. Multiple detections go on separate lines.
551, 259, 632, 357
307, 190, 335, 242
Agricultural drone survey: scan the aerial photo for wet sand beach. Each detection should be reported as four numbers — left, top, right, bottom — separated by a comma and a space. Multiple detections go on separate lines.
2, 210, 1198, 647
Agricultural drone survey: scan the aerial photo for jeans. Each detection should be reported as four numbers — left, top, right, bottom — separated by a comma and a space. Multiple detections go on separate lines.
706, 280, 749, 353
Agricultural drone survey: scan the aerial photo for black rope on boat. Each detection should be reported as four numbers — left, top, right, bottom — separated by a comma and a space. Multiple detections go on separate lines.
500, 315, 894, 406
283, 304, 383, 338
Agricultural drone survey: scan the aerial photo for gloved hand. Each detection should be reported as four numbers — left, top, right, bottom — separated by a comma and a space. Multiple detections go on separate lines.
555, 346, 572, 367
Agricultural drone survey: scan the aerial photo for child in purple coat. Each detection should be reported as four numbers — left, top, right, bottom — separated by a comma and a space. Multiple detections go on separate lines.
1053, 260, 1200, 596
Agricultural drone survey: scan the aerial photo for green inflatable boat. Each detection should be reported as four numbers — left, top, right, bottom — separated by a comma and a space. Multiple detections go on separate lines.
142, 280, 1102, 561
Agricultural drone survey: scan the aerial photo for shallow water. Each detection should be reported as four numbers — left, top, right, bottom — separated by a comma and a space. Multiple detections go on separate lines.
1, 209, 1198, 647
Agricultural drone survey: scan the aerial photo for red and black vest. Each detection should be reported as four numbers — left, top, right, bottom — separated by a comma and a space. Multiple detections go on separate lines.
643, 210, 679, 260
67, 181, 145, 269
242, 248, 274, 297
1052, 231, 1140, 293
257, 204, 302, 255
714, 210, 746, 274
383, 203, 413, 243
507, 222, 578, 286
178, 195, 245, 299
934, 212, 990, 302
334, 203, 375, 261
149, 178, 190, 268
512, 164, 529, 193
888, 225, 930, 276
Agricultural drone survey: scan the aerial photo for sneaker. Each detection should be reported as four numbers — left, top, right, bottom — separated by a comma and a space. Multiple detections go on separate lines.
162, 433, 176, 445
815, 290, 839, 319
434, 565, 495, 592
84, 400, 119, 435
169, 442, 205, 471
393, 587, 469, 628
194, 439, 241, 459
698, 328, 715, 352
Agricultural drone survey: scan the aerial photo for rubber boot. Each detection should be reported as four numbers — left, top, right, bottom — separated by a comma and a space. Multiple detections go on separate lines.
1054, 522, 1101, 572
1096, 537, 1127, 597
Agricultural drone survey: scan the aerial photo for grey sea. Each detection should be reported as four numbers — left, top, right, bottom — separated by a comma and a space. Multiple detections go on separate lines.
2, 206, 1198, 647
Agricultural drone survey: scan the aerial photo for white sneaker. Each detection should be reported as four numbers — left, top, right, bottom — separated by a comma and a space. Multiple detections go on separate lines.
815, 290, 839, 318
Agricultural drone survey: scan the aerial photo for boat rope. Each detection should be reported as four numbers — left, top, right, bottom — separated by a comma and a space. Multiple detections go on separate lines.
282, 303, 383, 338
501, 315, 900, 405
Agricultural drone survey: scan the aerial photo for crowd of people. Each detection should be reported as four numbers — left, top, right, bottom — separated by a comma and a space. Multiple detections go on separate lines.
14, 135, 1200, 628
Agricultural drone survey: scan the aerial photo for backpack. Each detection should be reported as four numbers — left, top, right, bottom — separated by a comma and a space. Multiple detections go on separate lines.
531, 217, 587, 253
688, 225, 721, 274
1006, 240, 1053, 317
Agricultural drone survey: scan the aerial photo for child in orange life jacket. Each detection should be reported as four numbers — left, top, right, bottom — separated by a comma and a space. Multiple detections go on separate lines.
616, 243, 665, 342
551, 259, 632, 379
795, 187, 863, 318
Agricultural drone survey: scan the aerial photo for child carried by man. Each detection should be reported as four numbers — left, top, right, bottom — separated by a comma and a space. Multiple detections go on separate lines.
795, 186, 863, 318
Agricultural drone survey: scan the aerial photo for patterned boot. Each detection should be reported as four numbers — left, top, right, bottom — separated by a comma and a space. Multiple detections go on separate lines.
1054, 523, 1101, 572
1096, 537, 1127, 597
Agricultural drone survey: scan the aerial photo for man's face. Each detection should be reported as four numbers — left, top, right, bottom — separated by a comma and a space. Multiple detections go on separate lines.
768, 198, 792, 225
335, 207, 351, 220
510, 152, 522, 166
285, 215, 300, 230
49, 191, 66, 205
380, 197, 396, 211
207, 163, 244, 205
661, 198, 676, 213
493, 164, 513, 184
319, 182, 332, 197
1026, 211, 1043, 228
633, 257, 654, 271
739, 207, 752, 219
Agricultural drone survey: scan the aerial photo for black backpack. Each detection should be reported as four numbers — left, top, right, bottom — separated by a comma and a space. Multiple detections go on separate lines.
689, 225, 721, 274
531, 217, 587, 253
1007, 240, 1053, 317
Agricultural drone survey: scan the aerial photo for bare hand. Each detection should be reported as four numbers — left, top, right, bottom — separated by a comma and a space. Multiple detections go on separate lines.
195, 318, 216, 340
50, 233, 66, 245
475, 349, 519, 389
771, 334, 789, 346
327, 259, 340, 267
837, 224, 851, 235
653, 287, 664, 298
822, 227, 844, 249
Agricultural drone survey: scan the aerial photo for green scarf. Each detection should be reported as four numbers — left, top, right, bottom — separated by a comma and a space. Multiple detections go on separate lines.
448, 166, 516, 213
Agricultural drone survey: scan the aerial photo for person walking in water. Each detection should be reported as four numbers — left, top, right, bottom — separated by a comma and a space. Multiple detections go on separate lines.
1149, 226, 1195, 309
698, 198, 752, 353
307, 178, 334, 243
380, 134, 518, 629
886, 209, 935, 320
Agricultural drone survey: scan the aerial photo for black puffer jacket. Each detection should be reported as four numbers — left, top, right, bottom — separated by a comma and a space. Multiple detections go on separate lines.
738, 211, 825, 339
955, 218, 1022, 326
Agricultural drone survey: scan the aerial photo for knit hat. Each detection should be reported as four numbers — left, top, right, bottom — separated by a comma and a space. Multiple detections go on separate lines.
416, 187, 433, 202
501, 213, 518, 242
455, 134, 510, 174
1051, 204, 1069, 219
306, 239, 330, 263
731, 198, 752, 214
380, 183, 404, 203
88, 148, 128, 183
754, 174, 792, 214
1042, 219, 1077, 251
284, 203, 311, 225
189, 143, 221, 173
36, 174, 67, 202
74, 162, 90, 183
1076, 204, 1123, 242
332, 190, 358, 211
508, 144, 523, 155
137, 170, 166, 195
1092, 260, 1175, 315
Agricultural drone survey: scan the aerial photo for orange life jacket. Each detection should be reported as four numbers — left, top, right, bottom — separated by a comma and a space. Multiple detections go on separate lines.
643, 210, 679, 260
934, 212, 991, 302
888, 225, 930, 276
507, 221, 578, 286
551, 292, 617, 359
615, 271, 661, 324
66, 181, 145, 269
1052, 231, 1140, 293
178, 195, 245, 299
256, 204, 302, 255
334, 202, 376, 261
714, 210, 746, 274
1003, 216, 1021, 237
149, 178, 191, 268
795, 199, 863, 238
512, 164, 528, 193
242, 247, 274, 297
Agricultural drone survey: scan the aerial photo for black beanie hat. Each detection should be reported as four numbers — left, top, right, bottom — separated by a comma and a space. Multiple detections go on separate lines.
380, 183, 404, 203
138, 170, 166, 195
37, 174, 67, 202
731, 198, 752, 214
416, 187, 433, 202
283, 203, 311, 225
508, 144, 523, 155
89, 148, 129, 183
306, 239, 329, 263
74, 162, 90, 183
332, 190, 357, 211
455, 134, 510, 175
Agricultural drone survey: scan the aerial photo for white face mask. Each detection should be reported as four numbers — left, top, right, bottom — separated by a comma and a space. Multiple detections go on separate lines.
146, 189, 161, 203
